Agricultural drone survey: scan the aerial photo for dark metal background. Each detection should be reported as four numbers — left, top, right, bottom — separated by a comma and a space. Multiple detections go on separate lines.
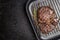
0, 0, 37, 40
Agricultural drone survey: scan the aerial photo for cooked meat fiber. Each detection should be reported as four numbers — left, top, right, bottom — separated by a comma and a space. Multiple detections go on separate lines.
37, 6, 58, 34
38, 6, 55, 25
39, 23, 56, 34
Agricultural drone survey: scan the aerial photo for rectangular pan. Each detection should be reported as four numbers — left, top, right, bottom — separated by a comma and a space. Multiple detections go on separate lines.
26, 0, 60, 40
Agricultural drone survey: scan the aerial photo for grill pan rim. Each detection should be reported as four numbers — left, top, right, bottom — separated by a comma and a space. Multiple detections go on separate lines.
28, 0, 60, 40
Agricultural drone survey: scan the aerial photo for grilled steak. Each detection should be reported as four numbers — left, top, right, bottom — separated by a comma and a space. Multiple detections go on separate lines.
37, 6, 58, 34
